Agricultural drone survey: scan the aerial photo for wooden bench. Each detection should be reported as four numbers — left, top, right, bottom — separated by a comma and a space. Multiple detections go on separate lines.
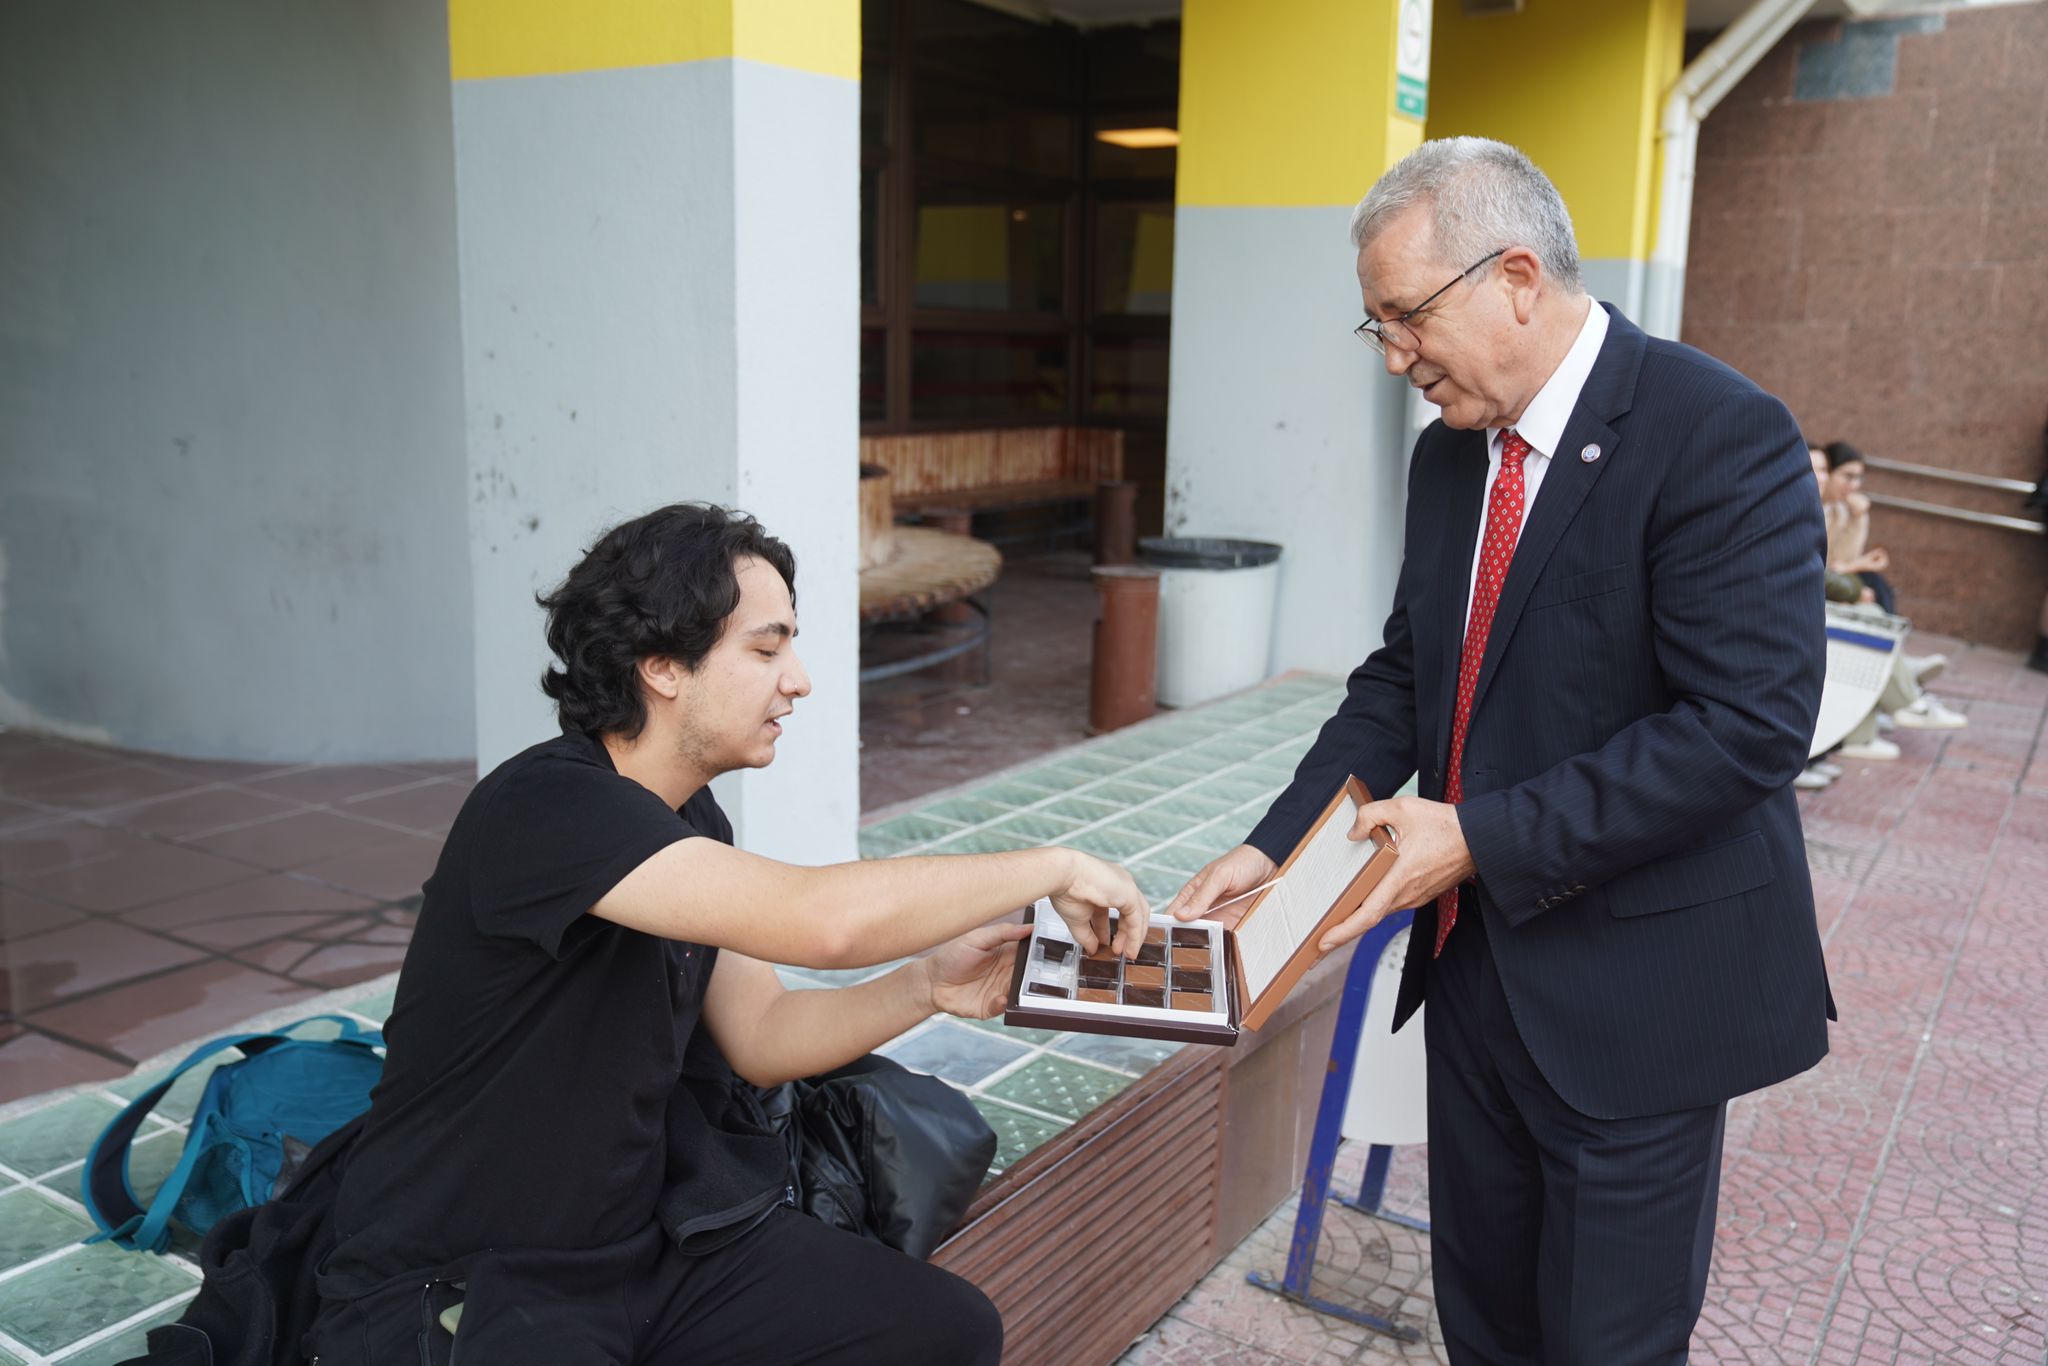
860, 427, 1125, 544
930, 942, 1362, 1362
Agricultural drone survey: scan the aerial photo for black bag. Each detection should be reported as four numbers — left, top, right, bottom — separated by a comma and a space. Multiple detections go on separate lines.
123, 1058, 992, 1364
759, 1054, 996, 1261
117, 1115, 365, 1366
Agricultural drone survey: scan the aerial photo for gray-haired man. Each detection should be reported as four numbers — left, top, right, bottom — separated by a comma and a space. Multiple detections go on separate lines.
1172, 138, 1832, 1362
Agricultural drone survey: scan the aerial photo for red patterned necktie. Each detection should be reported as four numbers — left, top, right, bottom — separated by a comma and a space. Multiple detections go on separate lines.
1436, 430, 1531, 956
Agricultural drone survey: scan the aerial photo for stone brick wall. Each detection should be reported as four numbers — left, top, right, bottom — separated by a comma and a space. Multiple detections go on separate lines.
1682, 5, 2048, 649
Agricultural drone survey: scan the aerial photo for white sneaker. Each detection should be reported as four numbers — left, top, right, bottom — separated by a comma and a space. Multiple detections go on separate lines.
1812, 760, 1844, 779
1906, 653, 1948, 685
1893, 695, 1967, 730
1795, 767, 1833, 790
1840, 737, 1901, 761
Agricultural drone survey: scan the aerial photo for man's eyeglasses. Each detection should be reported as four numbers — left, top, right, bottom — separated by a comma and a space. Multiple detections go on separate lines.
1354, 249, 1506, 355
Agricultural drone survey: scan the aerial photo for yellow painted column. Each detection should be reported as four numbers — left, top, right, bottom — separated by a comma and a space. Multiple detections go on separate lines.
1178, 0, 1423, 210
448, 0, 858, 82
1425, 0, 1686, 313
446, 0, 863, 861
1166, 0, 1428, 678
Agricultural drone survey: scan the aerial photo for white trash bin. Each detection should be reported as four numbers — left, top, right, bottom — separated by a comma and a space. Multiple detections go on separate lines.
1140, 537, 1283, 707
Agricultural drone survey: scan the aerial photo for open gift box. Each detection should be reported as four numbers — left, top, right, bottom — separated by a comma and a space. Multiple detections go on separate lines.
1003, 777, 1398, 1044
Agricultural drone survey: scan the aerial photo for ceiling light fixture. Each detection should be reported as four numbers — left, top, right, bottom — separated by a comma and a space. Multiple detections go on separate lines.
1095, 127, 1179, 149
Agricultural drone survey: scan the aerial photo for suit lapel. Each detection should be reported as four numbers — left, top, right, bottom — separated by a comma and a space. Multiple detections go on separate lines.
1467, 306, 1647, 722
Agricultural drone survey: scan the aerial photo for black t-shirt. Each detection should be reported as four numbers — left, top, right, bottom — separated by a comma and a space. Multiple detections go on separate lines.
320, 731, 787, 1300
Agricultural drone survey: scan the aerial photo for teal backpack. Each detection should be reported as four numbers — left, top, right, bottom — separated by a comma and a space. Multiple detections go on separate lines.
82, 1015, 385, 1253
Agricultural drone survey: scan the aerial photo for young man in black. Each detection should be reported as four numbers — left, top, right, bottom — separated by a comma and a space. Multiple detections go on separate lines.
308, 504, 1145, 1364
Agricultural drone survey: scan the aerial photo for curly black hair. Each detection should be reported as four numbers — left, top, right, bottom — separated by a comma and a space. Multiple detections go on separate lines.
536, 504, 797, 739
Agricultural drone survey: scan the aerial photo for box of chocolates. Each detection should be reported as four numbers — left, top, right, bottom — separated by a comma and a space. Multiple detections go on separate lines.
1003, 777, 1398, 1044
1005, 908, 1237, 1044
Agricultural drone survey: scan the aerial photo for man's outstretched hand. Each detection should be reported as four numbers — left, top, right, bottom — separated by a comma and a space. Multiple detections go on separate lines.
1161, 797, 1475, 952
1317, 796, 1472, 951
1049, 850, 1151, 958
1164, 844, 1278, 929
924, 921, 1034, 1019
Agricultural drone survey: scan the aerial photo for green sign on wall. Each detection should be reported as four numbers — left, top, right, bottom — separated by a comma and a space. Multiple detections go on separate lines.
1396, 0, 1431, 121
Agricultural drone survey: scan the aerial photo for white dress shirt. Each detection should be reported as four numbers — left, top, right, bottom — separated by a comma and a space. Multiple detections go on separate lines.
1462, 299, 1611, 636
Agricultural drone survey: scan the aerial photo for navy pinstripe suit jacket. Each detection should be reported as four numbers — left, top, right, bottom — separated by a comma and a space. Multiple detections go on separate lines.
1248, 306, 1835, 1121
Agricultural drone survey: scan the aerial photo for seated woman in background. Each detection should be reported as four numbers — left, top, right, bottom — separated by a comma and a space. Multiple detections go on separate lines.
1820, 440, 1896, 613
1802, 446, 1966, 776
1810, 448, 1966, 790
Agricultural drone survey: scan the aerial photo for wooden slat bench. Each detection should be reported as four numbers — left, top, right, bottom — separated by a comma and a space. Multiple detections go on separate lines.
931, 943, 1362, 1364
861, 427, 1125, 545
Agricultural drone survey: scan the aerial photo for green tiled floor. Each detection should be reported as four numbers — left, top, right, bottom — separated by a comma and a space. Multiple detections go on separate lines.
844, 671, 1354, 1175
0, 672, 1345, 1362
0, 976, 398, 1363
0, 1246, 198, 1356
970, 1098, 1070, 1172
857, 671, 1346, 911
984, 1055, 1133, 1121
0, 1192, 94, 1276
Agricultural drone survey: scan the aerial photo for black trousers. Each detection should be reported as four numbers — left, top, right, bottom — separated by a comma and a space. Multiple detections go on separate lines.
1424, 908, 1725, 1365
306, 1208, 1002, 1365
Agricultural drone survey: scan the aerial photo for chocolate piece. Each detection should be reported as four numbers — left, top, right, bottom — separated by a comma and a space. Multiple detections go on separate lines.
1171, 968, 1212, 992
1134, 943, 1166, 967
1144, 926, 1168, 946
1083, 938, 1120, 962
1026, 982, 1071, 999
1125, 964, 1166, 989
1171, 991, 1214, 1011
1122, 986, 1166, 1008
1039, 940, 1072, 964
1076, 987, 1118, 1004
1077, 961, 1120, 989
1173, 945, 1211, 967
1171, 927, 1208, 949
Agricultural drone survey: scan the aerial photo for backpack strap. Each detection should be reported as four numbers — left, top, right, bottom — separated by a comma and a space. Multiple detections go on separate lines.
276, 1014, 385, 1049
84, 1030, 271, 1251
82, 1015, 384, 1252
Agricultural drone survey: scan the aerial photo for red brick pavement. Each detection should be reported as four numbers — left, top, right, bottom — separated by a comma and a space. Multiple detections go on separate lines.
1125, 635, 2048, 1365
0, 740, 467, 1102
7, 631, 2046, 1361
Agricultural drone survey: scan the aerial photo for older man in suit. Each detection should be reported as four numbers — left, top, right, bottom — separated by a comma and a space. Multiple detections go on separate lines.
1169, 138, 1834, 1363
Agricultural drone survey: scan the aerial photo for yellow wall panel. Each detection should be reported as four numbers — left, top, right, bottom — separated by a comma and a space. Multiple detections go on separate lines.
733, 0, 860, 83
450, 0, 857, 83
1178, 0, 1416, 208
915, 206, 1009, 287
1425, 0, 1683, 262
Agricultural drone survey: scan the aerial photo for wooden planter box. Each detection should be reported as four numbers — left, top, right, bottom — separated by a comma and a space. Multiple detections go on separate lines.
933, 943, 1358, 1364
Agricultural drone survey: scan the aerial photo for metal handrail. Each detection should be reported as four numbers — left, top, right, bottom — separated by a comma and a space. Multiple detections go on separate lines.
1862, 455, 2038, 495
1865, 492, 2044, 536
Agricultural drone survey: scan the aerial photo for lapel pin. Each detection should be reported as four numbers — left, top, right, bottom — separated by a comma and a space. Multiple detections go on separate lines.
1580, 443, 1602, 463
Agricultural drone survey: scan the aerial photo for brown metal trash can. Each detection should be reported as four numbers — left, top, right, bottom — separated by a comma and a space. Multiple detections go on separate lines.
1089, 565, 1160, 734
